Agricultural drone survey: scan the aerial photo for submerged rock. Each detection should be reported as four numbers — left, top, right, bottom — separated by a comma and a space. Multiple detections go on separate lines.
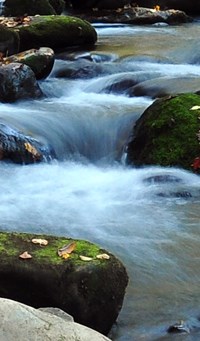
0, 231, 128, 335
126, 93, 200, 172
0, 298, 111, 341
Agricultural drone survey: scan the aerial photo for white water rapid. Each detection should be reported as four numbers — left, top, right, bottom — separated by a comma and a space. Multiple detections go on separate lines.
1, 19, 200, 341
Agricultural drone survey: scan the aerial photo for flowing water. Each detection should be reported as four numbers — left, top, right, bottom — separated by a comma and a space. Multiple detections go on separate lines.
1, 18, 200, 340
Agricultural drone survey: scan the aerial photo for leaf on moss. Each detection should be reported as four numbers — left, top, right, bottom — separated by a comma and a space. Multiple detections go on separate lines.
191, 157, 200, 170
79, 255, 93, 261
19, 251, 32, 259
31, 238, 48, 246
190, 105, 200, 110
58, 241, 76, 258
96, 253, 110, 260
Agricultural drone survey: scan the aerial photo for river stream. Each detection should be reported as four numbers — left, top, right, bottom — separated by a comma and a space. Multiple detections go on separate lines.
1, 17, 200, 341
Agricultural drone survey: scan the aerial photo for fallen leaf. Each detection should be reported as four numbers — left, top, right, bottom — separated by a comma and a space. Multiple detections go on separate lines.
79, 255, 93, 261
96, 253, 110, 260
190, 105, 200, 110
61, 253, 70, 260
19, 251, 32, 259
31, 238, 48, 246
58, 241, 76, 257
24, 142, 41, 158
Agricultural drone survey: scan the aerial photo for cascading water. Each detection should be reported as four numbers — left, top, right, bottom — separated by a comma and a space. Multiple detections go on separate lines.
1, 19, 200, 341
0, 0, 4, 15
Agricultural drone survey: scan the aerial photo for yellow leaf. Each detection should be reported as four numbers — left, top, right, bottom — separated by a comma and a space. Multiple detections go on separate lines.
96, 253, 110, 260
58, 241, 76, 257
19, 251, 32, 259
24, 142, 40, 157
31, 238, 48, 246
79, 255, 93, 261
61, 253, 70, 260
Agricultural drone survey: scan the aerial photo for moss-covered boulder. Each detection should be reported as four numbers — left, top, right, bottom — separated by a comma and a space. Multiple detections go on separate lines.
15, 15, 97, 52
4, 47, 55, 80
0, 231, 128, 335
4, 0, 56, 16
126, 93, 200, 172
0, 24, 19, 56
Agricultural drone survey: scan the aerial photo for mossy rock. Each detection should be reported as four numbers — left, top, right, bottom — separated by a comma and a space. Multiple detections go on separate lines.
0, 25, 19, 56
4, 0, 56, 16
0, 231, 128, 335
15, 15, 97, 52
4, 47, 55, 80
126, 93, 200, 172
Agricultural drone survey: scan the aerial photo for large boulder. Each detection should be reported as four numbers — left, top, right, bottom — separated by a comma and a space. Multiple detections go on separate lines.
14, 15, 97, 52
0, 123, 55, 164
0, 63, 42, 102
0, 24, 19, 57
0, 231, 128, 335
0, 298, 111, 341
4, 0, 56, 16
3, 47, 55, 80
135, 0, 200, 15
73, 6, 190, 25
126, 93, 200, 173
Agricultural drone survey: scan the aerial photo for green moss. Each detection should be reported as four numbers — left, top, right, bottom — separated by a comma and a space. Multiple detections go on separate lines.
128, 93, 200, 171
16, 15, 97, 51
0, 231, 105, 266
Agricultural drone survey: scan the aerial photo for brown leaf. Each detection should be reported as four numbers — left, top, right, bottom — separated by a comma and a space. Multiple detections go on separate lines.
19, 251, 32, 259
31, 238, 48, 246
58, 241, 76, 257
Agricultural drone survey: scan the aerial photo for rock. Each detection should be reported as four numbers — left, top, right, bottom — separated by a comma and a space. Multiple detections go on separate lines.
0, 123, 55, 164
14, 15, 97, 52
49, 0, 65, 14
135, 0, 200, 15
3, 47, 55, 80
0, 24, 19, 57
126, 93, 200, 172
0, 231, 128, 335
70, 0, 130, 10
4, 0, 56, 16
51, 59, 103, 79
0, 63, 42, 102
128, 76, 200, 99
38, 307, 74, 321
70, 6, 191, 25
168, 320, 190, 333
0, 298, 111, 341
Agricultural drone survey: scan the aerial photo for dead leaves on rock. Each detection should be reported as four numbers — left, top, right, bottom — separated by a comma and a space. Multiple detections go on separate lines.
18, 237, 110, 263
0, 15, 32, 28
57, 241, 76, 259
31, 238, 48, 246
19, 251, 32, 259
24, 142, 41, 160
